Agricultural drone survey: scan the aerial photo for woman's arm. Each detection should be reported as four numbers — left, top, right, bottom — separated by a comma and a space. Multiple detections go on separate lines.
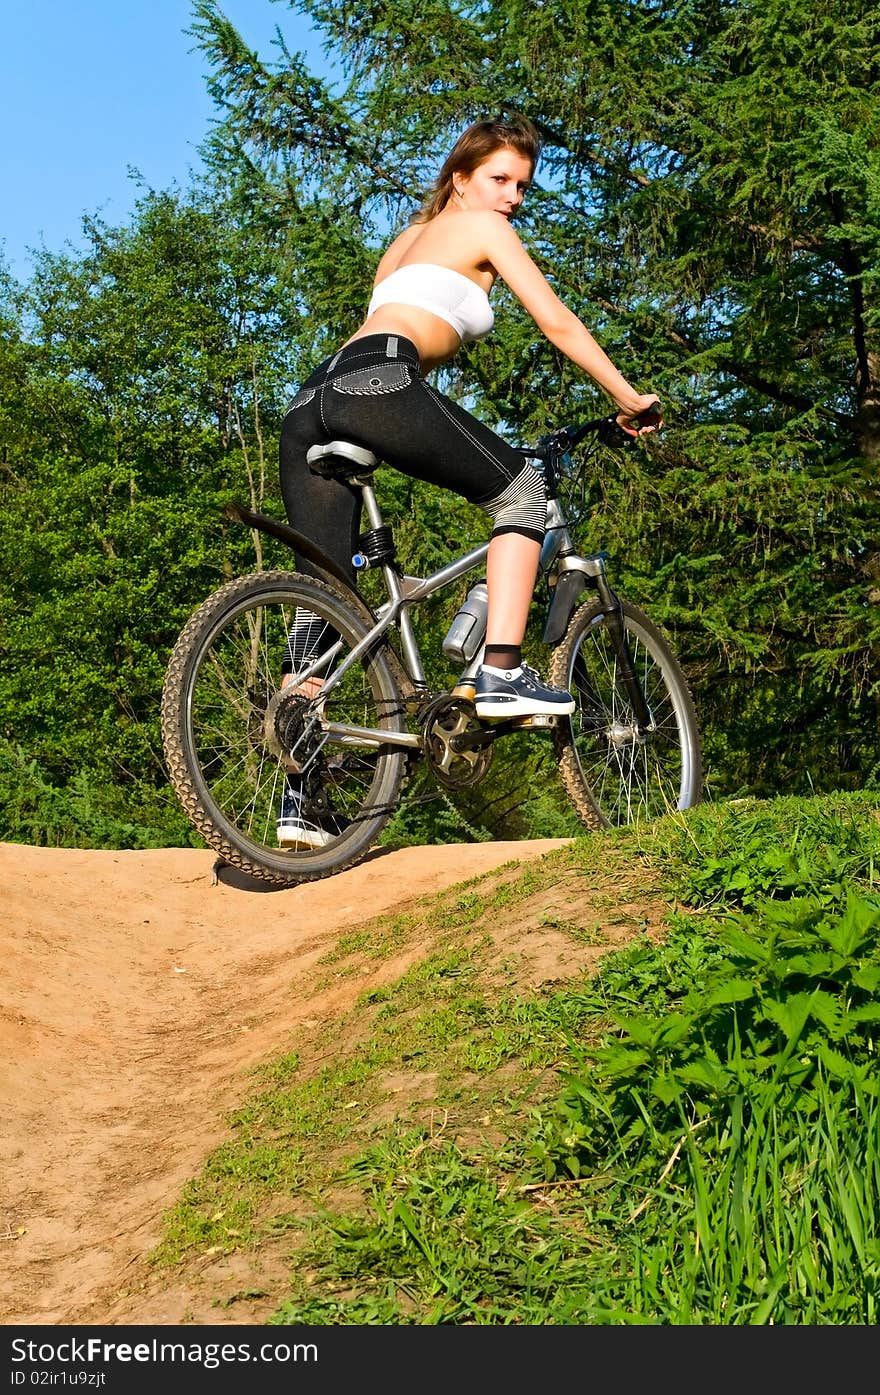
479, 213, 661, 429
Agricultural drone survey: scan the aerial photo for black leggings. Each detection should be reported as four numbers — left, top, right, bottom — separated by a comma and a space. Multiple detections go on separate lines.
279, 333, 546, 583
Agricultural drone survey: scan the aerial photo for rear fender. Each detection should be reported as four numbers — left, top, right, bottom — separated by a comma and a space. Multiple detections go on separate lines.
225, 503, 416, 699
225, 502, 357, 597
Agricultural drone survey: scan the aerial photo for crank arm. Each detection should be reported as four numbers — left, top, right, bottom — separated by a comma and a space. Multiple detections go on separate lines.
451, 713, 559, 751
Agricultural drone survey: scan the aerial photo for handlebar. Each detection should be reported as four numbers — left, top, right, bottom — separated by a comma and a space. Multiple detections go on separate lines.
518, 402, 661, 463
513, 403, 662, 503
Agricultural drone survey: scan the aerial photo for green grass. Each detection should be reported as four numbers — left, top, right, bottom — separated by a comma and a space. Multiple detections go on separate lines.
146, 791, 880, 1324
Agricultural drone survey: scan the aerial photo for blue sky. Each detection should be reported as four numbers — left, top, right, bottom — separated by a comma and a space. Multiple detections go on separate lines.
1, 1, 333, 282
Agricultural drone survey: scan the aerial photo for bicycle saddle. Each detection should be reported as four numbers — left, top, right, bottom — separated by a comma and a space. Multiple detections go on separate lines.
307, 440, 379, 481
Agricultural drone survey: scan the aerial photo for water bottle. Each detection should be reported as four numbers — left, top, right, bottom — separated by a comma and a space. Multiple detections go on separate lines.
442, 581, 489, 665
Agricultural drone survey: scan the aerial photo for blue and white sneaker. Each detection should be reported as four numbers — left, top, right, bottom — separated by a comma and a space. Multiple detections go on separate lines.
276, 775, 350, 849
473, 663, 575, 720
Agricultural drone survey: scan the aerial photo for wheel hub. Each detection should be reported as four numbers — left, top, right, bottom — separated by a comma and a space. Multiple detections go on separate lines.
259, 687, 322, 764
606, 721, 648, 749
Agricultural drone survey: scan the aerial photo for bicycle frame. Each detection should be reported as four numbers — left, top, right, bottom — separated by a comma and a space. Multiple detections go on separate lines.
286, 462, 653, 756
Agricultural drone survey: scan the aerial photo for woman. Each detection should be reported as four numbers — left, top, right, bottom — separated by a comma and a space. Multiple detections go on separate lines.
278, 114, 661, 847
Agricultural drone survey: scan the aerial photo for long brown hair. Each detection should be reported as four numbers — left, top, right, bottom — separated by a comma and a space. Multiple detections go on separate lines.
412, 115, 542, 223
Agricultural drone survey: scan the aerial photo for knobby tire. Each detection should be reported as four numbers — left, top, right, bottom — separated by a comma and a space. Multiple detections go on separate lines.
161, 571, 407, 886
550, 597, 702, 829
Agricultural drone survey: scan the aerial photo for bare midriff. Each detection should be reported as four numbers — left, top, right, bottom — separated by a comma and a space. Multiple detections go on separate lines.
344, 305, 462, 376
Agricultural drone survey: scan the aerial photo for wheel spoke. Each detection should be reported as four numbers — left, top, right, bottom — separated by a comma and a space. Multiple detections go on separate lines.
552, 600, 701, 829
162, 573, 406, 885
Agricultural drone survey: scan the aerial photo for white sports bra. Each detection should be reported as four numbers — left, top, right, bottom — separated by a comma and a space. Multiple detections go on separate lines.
367, 263, 494, 343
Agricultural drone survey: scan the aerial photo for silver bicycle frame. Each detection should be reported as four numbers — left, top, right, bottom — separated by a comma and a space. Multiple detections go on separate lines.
310, 482, 587, 752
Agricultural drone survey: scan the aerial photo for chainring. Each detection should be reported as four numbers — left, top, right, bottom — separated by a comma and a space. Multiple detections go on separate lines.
420, 694, 494, 790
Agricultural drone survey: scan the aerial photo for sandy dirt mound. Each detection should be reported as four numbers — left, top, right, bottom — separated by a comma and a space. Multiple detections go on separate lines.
0, 837, 570, 1325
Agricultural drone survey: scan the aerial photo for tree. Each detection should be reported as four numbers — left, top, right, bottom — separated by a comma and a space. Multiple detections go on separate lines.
0, 184, 314, 839
189, 0, 880, 796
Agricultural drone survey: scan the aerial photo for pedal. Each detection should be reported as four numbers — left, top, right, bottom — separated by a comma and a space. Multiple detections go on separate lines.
451, 681, 476, 701
509, 713, 558, 729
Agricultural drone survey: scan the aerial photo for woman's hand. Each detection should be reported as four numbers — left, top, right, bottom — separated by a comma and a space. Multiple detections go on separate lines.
616, 395, 663, 437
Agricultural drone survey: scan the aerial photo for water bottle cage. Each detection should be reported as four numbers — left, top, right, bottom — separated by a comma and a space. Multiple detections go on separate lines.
352, 525, 397, 571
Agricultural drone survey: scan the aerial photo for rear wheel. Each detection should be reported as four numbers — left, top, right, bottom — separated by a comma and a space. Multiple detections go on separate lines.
550, 598, 702, 829
161, 571, 407, 884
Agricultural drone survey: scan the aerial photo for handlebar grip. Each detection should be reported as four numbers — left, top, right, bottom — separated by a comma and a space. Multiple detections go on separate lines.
628, 402, 662, 430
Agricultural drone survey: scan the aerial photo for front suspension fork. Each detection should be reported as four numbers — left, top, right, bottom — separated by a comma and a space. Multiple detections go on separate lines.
593, 571, 653, 732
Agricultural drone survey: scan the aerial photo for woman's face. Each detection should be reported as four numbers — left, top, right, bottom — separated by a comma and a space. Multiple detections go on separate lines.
453, 147, 533, 219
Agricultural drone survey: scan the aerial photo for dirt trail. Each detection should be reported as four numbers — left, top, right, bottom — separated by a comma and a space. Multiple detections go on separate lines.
0, 837, 570, 1325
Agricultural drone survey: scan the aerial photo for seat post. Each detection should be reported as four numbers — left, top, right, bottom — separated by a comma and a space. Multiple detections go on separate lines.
359, 481, 384, 532
305, 438, 427, 686
360, 483, 427, 686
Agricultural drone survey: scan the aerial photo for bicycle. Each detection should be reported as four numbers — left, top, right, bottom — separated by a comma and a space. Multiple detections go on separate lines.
161, 410, 702, 885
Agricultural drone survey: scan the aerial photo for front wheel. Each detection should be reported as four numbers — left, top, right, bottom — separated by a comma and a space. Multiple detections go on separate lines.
161, 571, 408, 885
550, 598, 702, 830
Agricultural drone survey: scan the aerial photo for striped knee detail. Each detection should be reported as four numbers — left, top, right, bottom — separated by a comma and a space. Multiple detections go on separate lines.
479, 463, 547, 541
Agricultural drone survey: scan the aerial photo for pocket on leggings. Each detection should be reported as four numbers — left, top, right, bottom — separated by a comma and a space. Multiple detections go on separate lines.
284, 386, 317, 414
330, 362, 413, 397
